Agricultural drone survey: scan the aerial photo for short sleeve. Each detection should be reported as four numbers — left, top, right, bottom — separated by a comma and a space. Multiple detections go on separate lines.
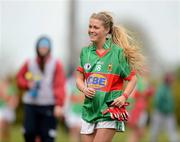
119, 50, 135, 81
76, 48, 84, 73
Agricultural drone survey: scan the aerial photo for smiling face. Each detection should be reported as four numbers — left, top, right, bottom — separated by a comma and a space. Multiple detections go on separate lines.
88, 18, 109, 43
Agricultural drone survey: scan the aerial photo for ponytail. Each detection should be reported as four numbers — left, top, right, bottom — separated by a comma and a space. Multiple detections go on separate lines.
90, 11, 146, 74
111, 25, 145, 74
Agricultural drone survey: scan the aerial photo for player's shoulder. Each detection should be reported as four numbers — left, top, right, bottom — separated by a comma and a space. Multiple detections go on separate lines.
111, 43, 123, 53
80, 44, 93, 53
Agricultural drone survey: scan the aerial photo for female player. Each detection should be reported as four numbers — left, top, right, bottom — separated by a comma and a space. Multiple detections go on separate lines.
76, 11, 145, 142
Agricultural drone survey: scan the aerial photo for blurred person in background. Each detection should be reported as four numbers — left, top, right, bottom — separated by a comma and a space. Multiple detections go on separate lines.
0, 76, 18, 142
16, 36, 66, 142
64, 69, 84, 142
127, 76, 154, 142
150, 72, 179, 142
76, 11, 145, 142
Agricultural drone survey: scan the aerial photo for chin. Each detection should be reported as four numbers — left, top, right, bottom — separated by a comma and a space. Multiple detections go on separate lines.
90, 38, 97, 43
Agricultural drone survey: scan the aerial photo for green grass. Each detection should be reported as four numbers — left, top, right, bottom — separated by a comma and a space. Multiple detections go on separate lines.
10, 123, 179, 142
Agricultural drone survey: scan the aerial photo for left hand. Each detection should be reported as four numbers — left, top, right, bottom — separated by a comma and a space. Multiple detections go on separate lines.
53, 105, 63, 118
111, 95, 127, 107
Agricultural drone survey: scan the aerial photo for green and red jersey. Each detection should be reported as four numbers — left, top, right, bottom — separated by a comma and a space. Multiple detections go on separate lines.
77, 39, 134, 123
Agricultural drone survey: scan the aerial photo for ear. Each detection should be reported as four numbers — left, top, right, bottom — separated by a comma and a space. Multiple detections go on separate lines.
104, 32, 108, 36
105, 27, 110, 35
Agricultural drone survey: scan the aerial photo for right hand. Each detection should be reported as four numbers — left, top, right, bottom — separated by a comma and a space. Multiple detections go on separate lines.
28, 81, 35, 89
28, 81, 36, 89
53, 105, 64, 118
83, 87, 96, 98
102, 102, 129, 121
111, 95, 127, 108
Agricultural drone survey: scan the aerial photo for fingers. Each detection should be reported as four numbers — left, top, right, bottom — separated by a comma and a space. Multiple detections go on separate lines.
111, 99, 123, 107
88, 88, 96, 94
84, 87, 95, 98
111, 101, 122, 107
111, 96, 126, 107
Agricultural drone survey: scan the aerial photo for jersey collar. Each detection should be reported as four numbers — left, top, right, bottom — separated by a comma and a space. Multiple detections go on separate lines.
89, 38, 112, 51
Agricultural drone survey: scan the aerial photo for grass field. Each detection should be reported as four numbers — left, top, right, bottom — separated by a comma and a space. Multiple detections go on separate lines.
10, 123, 179, 142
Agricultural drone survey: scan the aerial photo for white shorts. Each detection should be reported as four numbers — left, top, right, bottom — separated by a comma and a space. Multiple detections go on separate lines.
80, 119, 116, 134
0, 106, 15, 123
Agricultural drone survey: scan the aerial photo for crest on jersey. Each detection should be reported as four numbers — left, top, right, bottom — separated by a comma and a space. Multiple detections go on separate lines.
107, 64, 112, 72
84, 63, 91, 70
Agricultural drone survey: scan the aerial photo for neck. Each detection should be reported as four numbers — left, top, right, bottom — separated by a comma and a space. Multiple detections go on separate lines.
94, 38, 106, 50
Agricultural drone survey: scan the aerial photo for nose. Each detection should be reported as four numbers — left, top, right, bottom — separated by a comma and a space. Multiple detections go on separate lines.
89, 27, 95, 33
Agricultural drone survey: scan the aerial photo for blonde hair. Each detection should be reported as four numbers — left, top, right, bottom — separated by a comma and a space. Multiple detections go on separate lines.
90, 12, 145, 74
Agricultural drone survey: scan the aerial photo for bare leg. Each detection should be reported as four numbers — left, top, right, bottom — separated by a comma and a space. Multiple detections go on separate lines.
128, 128, 139, 142
81, 132, 96, 142
93, 128, 116, 142
0, 120, 10, 142
69, 127, 81, 142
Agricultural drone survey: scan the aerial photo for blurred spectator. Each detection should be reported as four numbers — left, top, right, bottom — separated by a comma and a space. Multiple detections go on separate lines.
0, 76, 18, 142
127, 76, 154, 142
16, 36, 66, 142
150, 72, 179, 142
64, 70, 84, 142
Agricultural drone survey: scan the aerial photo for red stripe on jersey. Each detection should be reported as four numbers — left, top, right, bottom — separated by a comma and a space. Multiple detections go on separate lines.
124, 70, 136, 81
76, 66, 84, 73
96, 49, 110, 58
84, 72, 123, 92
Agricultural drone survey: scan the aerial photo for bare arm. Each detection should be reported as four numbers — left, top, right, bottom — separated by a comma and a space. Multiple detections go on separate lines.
111, 75, 137, 107
75, 71, 85, 92
123, 75, 137, 97
75, 71, 95, 98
